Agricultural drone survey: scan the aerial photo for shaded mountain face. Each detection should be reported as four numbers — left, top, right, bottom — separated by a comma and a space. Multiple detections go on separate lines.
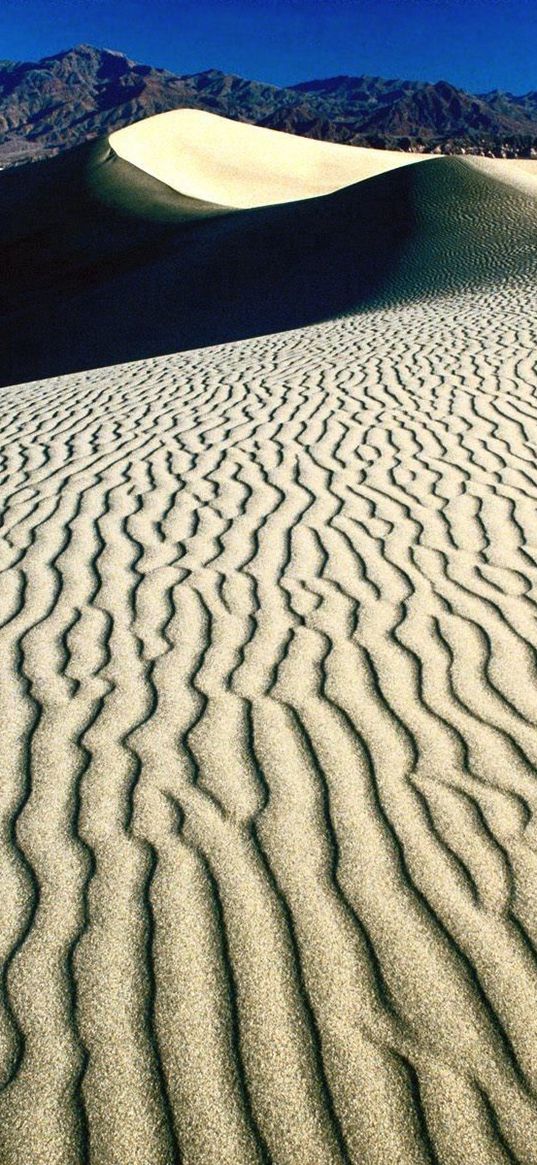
0, 45, 299, 165
1, 44, 537, 166
292, 76, 537, 148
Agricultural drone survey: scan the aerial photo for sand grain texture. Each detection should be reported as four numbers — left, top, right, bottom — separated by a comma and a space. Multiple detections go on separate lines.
1, 123, 537, 1165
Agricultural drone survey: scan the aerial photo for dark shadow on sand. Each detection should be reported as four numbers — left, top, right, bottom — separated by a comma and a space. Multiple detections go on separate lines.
1, 139, 536, 387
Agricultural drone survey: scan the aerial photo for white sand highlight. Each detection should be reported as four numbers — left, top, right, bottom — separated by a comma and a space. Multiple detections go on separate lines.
466, 155, 537, 195
110, 108, 430, 207
2, 116, 537, 1165
5, 134, 537, 389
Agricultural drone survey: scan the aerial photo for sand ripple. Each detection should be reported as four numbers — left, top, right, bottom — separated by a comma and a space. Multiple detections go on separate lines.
1, 279, 537, 1162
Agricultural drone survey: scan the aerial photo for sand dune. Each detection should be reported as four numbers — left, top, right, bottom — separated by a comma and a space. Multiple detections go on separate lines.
110, 109, 429, 207
2, 268, 537, 1163
1, 112, 537, 388
467, 155, 537, 195
1, 112, 537, 1164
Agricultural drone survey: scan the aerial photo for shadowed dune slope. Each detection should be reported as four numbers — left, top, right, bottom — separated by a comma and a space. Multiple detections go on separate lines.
1, 113, 536, 387
2, 274, 537, 1163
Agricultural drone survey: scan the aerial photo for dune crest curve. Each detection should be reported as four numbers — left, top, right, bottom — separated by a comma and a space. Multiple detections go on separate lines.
1, 112, 537, 388
109, 108, 430, 208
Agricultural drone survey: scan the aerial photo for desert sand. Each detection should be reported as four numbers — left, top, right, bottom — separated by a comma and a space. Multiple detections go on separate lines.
2, 111, 536, 389
1, 115, 537, 1164
110, 109, 430, 206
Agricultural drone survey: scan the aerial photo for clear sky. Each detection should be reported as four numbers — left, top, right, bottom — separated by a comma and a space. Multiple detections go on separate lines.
2, 0, 537, 94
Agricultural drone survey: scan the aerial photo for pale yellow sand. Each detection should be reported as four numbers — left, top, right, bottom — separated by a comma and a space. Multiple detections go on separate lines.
5, 128, 537, 389
1, 119, 537, 1165
110, 109, 431, 207
467, 155, 537, 196
2, 270, 537, 1163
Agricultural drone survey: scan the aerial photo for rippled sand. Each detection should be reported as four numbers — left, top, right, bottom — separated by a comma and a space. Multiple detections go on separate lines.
1, 119, 537, 1163
1, 265, 537, 1163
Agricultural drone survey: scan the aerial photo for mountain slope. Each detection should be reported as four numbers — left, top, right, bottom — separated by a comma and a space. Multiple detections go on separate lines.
0, 45, 298, 166
2, 45, 537, 166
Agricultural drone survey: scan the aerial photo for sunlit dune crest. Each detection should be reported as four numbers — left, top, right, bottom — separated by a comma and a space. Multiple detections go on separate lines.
1, 106, 537, 1165
2, 111, 537, 389
110, 108, 431, 207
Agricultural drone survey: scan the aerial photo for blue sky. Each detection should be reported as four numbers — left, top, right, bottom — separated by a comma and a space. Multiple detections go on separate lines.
2, 0, 537, 94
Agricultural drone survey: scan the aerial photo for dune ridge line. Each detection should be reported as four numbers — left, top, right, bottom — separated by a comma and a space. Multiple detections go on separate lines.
0, 111, 537, 1164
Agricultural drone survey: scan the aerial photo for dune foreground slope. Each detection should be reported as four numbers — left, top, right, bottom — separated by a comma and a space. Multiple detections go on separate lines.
1, 109, 536, 388
2, 273, 537, 1165
2, 113, 537, 1165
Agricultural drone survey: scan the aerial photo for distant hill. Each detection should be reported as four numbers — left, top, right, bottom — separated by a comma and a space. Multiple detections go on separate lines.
1, 43, 537, 166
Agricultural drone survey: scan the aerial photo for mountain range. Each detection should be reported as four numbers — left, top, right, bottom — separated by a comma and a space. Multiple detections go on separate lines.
1, 43, 537, 167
